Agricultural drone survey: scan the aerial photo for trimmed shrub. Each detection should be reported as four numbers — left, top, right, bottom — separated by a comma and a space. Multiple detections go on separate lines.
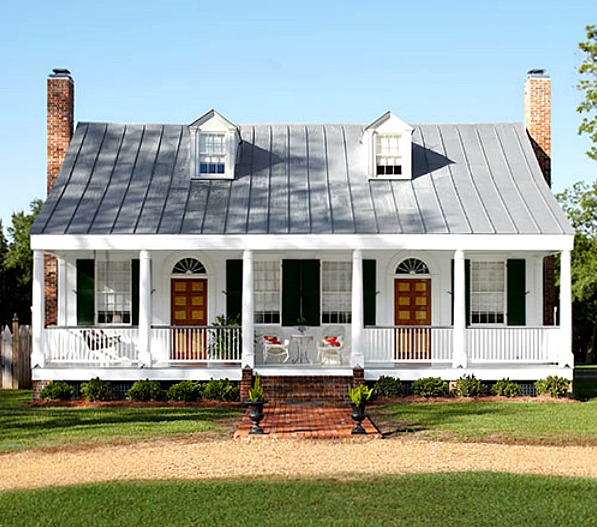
491, 378, 522, 397
202, 378, 240, 401
80, 377, 114, 402
535, 376, 570, 398
413, 377, 449, 397
126, 380, 166, 402
374, 376, 402, 397
167, 381, 203, 402
40, 381, 74, 401
454, 374, 486, 397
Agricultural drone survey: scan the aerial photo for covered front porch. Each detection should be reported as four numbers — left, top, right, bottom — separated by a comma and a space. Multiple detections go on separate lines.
30, 235, 574, 382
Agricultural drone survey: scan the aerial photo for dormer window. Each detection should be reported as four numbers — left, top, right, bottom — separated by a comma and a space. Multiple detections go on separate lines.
189, 110, 239, 180
199, 133, 226, 175
376, 134, 402, 176
366, 112, 413, 180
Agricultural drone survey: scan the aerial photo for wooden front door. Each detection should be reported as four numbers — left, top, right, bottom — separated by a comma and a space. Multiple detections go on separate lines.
171, 278, 208, 360
394, 278, 431, 360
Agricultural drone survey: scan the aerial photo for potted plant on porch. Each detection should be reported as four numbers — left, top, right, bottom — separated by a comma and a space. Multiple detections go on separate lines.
348, 384, 374, 435
243, 375, 267, 435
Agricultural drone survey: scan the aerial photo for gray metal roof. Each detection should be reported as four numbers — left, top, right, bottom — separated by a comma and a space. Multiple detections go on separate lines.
32, 121, 574, 236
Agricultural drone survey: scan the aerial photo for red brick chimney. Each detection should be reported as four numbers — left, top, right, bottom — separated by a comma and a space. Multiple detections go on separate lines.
524, 69, 555, 326
46, 69, 74, 325
524, 69, 551, 187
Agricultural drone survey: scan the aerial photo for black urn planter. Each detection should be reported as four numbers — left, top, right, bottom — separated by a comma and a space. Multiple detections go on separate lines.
243, 400, 268, 435
350, 402, 368, 435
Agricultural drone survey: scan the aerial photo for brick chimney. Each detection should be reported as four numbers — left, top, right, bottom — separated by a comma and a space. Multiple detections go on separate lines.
524, 69, 551, 187
524, 70, 555, 326
46, 69, 74, 326
47, 69, 74, 193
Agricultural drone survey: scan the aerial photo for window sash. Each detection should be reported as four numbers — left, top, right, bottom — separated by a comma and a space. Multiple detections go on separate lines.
471, 261, 505, 325
198, 133, 226, 175
254, 261, 280, 324
322, 261, 352, 324
96, 261, 132, 324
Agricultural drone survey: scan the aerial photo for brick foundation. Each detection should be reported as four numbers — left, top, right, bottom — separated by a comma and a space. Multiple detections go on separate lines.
240, 366, 253, 401
32, 380, 52, 401
260, 375, 355, 405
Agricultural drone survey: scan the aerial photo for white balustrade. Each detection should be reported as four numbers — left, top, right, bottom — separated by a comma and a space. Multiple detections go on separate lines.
363, 326, 453, 363
151, 326, 242, 363
466, 327, 556, 363
43, 327, 139, 365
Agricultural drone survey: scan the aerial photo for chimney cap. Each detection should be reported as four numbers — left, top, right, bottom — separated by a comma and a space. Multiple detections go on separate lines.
49, 68, 72, 78
527, 68, 549, 78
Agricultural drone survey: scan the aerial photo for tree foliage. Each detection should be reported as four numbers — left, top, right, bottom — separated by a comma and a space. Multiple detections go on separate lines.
558, 182, 597, 362
0, 200, 41, 326
578, 25, 597, 160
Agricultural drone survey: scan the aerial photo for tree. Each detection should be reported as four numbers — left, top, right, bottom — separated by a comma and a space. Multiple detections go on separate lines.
558, 182, 597, 362
1, 200, 42, 326
578, 25, 597, 160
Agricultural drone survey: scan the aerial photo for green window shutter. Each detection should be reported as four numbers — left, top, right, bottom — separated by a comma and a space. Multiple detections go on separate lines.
301, 260, 320, 326
226, 260, 243, 322
76, 259, 95, 326
131, 259, 139, 326
282, 260, 301, 326
363, 259, 376, 326
507, 259, 526, 326
451, 259, 471, 326
282, 260, 321, 326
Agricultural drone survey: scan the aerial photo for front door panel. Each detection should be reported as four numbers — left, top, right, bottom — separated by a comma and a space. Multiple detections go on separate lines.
394, 278, 431, 360
171, 278, 207, 360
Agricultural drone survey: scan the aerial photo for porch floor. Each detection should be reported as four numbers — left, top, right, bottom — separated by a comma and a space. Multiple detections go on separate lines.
234, 403, 381, 439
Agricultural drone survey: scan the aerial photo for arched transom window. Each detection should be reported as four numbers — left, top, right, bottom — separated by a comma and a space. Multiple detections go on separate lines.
172, 258, 206, 275
396, 258, 429, 275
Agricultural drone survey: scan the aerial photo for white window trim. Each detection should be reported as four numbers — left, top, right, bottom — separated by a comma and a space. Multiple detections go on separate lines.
470, 260, 507, 326
190, 128, 237, 180
95, 260, 133, 326
321, 260, 352, 325
253, 260, 281, 325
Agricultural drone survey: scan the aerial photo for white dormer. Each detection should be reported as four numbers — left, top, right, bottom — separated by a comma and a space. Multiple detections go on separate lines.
365, 112, 413, 180
189, 110, 240, 179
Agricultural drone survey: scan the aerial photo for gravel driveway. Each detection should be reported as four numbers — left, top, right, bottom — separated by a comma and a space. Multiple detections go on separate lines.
1, 437, 596, 490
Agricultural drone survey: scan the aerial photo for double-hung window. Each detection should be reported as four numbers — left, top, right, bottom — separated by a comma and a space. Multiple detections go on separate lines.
199, 132, 226, 175
322, 262, 352, 324
254, 261, 281, 324
470, 261, 505, 325
96, 261, 132, 324
376, 134, 402, 176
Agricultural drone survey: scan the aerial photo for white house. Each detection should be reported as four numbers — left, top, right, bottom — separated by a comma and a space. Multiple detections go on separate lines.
29, 69, 574, 398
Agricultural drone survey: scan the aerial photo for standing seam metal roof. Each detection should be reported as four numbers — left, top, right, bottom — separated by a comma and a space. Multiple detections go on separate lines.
31, 121, 574, 236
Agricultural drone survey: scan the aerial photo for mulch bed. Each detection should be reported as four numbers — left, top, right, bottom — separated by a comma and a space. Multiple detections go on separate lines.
371, 394, 580, 404
27, 399, 240, 408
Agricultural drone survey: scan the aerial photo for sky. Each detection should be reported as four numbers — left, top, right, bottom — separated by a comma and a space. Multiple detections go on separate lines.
0, 0, 595, 234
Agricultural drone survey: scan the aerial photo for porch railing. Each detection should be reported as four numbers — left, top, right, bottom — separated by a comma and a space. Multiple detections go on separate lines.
466, 327, 557, 363
151, 325, 242, 363
43, 326, 139, 365
363, 326, 454, 363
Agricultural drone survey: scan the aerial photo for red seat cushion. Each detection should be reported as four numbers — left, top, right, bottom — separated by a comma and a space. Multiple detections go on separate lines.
264, 335, 281, 345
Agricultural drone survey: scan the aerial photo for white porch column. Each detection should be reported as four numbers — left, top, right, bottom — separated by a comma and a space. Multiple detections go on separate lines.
452, 249, 468, 368
138, 250, 152, 367
242, 250, 255, 368
57, 256, 67, 326
31, 251, 45, 368
559, 249, 574, 368
351, 249, 365, 367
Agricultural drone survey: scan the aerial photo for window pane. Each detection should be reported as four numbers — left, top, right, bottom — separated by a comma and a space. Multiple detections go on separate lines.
471, 261, 505, 325
96, 261, 131, 325
254, 261, 281, 324
322, 261, 352, 324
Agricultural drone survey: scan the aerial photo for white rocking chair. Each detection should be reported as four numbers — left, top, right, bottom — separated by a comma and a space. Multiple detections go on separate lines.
317, 326, 346, 365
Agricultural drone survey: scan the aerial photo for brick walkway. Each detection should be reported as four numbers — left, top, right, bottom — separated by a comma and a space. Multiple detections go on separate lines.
234, 403, 381, 439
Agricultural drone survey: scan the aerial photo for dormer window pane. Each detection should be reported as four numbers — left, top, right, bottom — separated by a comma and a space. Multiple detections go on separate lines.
376, 134, 402, 176
199, 133, 226, 175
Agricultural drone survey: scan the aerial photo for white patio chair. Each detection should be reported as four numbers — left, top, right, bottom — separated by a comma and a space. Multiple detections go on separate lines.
262, 331, 290, 363
317, 326, 346, 365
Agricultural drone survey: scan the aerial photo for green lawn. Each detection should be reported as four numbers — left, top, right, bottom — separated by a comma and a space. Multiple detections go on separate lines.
370, 398, 597, 444
0, 391, 242, 452
0, 473, 595, 526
